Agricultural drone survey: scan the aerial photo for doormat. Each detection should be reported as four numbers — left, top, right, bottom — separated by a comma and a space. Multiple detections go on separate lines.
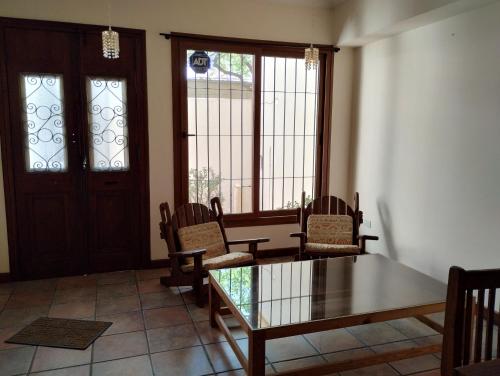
5, 317, 112, 350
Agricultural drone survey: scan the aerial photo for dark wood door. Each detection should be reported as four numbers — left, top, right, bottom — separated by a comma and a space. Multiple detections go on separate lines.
3, 26, 85, 278
0, 19, 149, 279
79, 32, 146, 272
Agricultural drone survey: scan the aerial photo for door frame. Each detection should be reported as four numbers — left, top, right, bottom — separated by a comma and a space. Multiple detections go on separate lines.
0, 17, 150, 279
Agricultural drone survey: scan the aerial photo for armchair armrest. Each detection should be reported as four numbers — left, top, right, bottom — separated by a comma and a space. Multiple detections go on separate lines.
290, 232, 306, 260
358, 235, 379, 241
169, 248, 207, 258
226, 238, 270, 245
227, 238, 270, 258
358, 234, 379, 254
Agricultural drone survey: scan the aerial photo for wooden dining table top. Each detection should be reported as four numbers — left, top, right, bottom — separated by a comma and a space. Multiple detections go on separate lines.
209, 253, 447, 331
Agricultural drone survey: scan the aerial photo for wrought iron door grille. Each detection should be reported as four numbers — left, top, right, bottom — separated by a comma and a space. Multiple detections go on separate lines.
86, 77, 129, 171
20, 73, 67, 172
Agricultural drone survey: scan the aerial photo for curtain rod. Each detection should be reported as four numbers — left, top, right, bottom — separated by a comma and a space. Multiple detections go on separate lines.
159, 32, 340, 53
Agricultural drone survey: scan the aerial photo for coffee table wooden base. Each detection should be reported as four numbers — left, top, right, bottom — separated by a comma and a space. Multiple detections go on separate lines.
209, 278, 445, 376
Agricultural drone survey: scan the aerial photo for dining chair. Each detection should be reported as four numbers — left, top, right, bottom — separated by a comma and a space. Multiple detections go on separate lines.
158, 197, 269, 307
290, 191, 378, 260
442, 266, 500, 375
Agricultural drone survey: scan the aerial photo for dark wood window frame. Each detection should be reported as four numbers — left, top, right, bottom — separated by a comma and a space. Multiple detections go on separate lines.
169, 32, 336, 227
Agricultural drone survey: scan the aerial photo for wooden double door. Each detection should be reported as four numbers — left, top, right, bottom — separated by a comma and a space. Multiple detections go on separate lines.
0, 18, 150, 279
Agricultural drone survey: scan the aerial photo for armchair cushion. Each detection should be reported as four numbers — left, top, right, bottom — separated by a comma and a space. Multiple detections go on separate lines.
305, 243, 360, 254
180, 251, 253, 272
307, 215, 353, 245
177, 222, 226, 260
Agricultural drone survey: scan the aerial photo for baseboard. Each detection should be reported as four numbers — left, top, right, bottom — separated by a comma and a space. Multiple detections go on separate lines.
148, 259, 171, 268
0, 249, 298, 280
147, 247, 298, 269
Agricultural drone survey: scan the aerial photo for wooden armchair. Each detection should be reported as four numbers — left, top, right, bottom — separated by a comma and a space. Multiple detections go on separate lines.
441, 266, 500, 375
159, 197, 269, 307
290, 192, 378, 260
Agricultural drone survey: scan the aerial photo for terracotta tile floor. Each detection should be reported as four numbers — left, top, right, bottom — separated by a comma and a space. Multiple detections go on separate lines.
0, 261, 444, 376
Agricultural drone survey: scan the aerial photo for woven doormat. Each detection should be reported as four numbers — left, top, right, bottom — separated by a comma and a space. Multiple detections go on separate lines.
6, 317, 112, 350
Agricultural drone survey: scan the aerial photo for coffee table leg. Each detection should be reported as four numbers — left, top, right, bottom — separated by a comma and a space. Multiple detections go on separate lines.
209, 280, 220, 328
248, 331, 265, 376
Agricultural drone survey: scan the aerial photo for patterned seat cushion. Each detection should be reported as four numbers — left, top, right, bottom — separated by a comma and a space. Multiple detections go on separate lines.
307, 214, 354, 245
177, 221, 226, 260
305, 242, 360, 254
180, 252, 253, 272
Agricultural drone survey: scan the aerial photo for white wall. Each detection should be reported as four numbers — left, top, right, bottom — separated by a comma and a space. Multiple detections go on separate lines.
332, 0, 498, 46
0, 0, 352, 273
350, 1, 500, 282
330, 47, 354, 200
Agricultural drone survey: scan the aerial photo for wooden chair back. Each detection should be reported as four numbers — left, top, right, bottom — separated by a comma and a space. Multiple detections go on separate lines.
159, 198, 229, 256
442, 266, 500, 375
298, 192, 362, 245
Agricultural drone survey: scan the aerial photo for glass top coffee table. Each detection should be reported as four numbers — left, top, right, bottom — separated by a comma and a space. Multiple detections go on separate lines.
209, 254, 447, 375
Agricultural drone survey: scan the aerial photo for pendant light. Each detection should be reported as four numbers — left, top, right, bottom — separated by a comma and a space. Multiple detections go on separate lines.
102, 3, 120, 59
305, 13, 319, 70
305, 44, 319, 70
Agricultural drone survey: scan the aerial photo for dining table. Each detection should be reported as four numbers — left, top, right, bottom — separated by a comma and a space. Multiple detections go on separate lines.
208, 253, 448, 375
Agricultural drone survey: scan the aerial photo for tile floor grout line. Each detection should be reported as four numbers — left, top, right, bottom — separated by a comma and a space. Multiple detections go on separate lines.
179, 287, 219, 375
25, 279, 59, 375
24, 345, 39, 375
342, 325, 392, 375
345, 325, 408, 375
431, 353, 441, 361
89, 274, 98, 376
27, 362, 92, 375
405, 368, 441, 376
301, 332, 328, 365
30, 278, 63, 375
135, 270, 157, 376
344, 323, 437, 349
375, 320, 441, 376
344, 325, 375, 348
344, 324, 440, 376
386, 319, 439, 340
0, 285, 15, 313
386, 360, 405, 375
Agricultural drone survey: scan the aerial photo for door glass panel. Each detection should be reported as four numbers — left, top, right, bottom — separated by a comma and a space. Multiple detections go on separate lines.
186, 50, 255, 213
20, 73, 67, 172
86, 77, 129, 171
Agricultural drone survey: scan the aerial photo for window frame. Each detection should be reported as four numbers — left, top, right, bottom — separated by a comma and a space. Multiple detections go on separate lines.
171, 34, 335, 227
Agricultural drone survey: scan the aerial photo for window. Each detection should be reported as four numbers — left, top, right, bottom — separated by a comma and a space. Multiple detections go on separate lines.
172, 35, 334, 226
260, 56, 319, 211
187, 51, 255, 213
86, 77, 129, 171
20, 73, 67, 172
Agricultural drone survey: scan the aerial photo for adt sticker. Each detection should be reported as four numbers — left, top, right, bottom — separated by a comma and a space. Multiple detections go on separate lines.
189, 51, 210, 74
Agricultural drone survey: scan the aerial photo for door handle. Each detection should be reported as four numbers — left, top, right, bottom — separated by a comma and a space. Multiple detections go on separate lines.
82, 155, 88, 170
